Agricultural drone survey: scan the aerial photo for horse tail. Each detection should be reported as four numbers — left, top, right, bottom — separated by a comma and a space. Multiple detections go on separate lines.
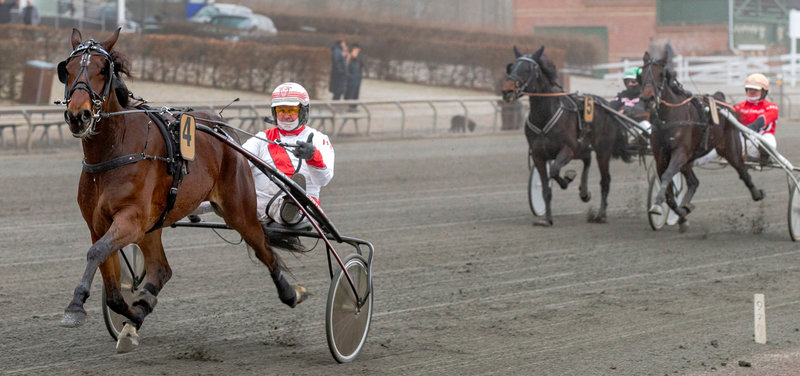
598, 99, 632, 163
611, 121, 632, 163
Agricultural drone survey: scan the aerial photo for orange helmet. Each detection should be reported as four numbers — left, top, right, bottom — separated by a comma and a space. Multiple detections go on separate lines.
744, 73, 769, 92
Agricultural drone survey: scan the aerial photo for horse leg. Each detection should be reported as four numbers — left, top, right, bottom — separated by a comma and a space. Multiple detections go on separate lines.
61, 214, 142, 328
579, 151, 592, 202
105, 230, 172, 352
534, 158, 554, 226
649, 151, 690, 216
719, 139, 766, 202
215, 171, 308, 307
590, 151, 611, 223
550, 147, 576, 190
678, 166, 700, 214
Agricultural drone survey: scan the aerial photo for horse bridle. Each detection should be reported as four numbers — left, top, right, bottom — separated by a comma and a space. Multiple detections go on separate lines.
57, 39, 115, 132
506, 56, 539, 98
641, 59, 667, 111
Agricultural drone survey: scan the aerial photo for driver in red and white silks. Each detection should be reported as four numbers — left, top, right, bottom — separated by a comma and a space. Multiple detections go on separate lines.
694, 73, 778, 166
735, 73, 778, 159
244, 82, 335, 225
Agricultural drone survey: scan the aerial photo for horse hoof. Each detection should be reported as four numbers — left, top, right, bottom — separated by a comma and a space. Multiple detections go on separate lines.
580, 191, 591, 202
291, 285, 309, 308
753, 190, 766, 201
116, 323, 140, 353
679, 220, 690, 233
648, 205, 664, 216
564, 170, 577, 182
60, 308, 87, 328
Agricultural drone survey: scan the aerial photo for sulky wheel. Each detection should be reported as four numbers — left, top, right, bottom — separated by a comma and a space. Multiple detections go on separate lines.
102, 244, 146, 341
788, 180, 800, 241
648, 172, 687, 230
326, 254, 372, 363
528, 160, 551, 217
647, 173, 668, 230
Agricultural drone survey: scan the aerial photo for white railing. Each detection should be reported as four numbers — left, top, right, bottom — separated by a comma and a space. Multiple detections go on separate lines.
593, 55, 798, 85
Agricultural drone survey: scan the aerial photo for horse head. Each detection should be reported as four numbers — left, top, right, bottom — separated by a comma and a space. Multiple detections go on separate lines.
59, 28, 122, 138
640, 51, 668, 113
501, 45, 545, 103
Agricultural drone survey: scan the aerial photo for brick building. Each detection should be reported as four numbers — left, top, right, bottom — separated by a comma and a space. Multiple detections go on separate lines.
512, 0, 799, 64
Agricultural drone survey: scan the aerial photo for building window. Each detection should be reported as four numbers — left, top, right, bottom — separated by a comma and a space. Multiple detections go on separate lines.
657, 0, 728, 25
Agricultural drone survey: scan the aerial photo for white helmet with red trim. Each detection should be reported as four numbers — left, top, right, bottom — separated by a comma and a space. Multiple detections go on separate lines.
270, 82, 310, 130
744, 73, 769, 92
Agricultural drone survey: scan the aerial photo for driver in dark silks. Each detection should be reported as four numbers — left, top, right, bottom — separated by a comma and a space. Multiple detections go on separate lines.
609, 67, 651, 138
190, 82, 335, 246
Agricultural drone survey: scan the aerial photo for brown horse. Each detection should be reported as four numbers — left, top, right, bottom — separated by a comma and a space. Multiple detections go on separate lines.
502, 46, 631, 225
58, 28, 307, 352
640, 51, 765, 229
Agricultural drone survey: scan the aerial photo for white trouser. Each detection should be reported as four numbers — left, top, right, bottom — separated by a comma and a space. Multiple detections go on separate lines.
744, 132, 776, 159
636, 120, 652, 135
693, 132, 776, 165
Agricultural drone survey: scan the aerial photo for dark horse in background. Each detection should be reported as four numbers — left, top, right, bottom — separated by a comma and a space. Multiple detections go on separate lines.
502, 46, 631, 225
640, 50, 764, 230
58, 29, 307, 352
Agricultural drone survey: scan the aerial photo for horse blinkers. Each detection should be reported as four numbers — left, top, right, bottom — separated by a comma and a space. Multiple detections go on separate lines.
502, 57, 539, 102
57, 61, 69, 84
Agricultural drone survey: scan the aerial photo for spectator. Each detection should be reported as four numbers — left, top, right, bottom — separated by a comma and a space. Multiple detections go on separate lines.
344, 43, 364, 112
22, 1, 38, 25
328, 40, 348, 101
0, 0, 17, 24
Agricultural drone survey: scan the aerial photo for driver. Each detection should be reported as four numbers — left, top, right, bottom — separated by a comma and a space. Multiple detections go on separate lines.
190, 82, 334, 227
610, 67, 651, 136
694, 73, 778, 166
737, 73, 778, 162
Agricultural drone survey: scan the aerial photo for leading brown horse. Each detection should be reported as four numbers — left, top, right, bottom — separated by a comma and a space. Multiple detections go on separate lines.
640, 50, 765, 230
58, 28, 307, 352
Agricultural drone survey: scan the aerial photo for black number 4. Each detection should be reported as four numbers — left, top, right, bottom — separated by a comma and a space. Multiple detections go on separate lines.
182, 122, 192, 147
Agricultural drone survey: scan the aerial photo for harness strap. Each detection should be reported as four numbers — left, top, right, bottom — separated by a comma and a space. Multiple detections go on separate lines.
82, 154, 145, 173
526, 106, 564, 136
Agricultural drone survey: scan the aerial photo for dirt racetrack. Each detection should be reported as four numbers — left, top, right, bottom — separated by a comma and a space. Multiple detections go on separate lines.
3, 124, 800, 375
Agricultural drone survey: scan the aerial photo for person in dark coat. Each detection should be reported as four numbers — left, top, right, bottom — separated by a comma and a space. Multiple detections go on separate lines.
328, 40, 348, 100
22, 1, 38, 25
344, 43, 364, 111
0, 0, 18, 24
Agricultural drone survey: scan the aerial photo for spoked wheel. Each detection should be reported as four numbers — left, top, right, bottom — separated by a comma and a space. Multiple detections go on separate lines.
102, 244, 146, 341
528, 159, 552, 217
647, 171, 687, 231
326, 254, 372, 363
788, 178, 800, 241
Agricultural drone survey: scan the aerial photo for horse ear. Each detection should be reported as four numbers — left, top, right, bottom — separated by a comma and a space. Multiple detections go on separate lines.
70, 28, 82, 49
101, 28, 122, 52
513, 45, 521, 58
531, 46, 544, 61
643, 51, 651, 64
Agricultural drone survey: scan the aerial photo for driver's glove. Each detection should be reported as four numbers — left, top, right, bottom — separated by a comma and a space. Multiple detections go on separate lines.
292, 134, 316, 160
746, 116, 765, 133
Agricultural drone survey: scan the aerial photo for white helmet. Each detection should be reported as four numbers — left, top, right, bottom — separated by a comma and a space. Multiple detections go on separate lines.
270, 82, 310, 130
744, 73, 769, 92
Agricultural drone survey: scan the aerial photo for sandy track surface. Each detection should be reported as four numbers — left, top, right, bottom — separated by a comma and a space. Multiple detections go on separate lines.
3, 125, 800, 375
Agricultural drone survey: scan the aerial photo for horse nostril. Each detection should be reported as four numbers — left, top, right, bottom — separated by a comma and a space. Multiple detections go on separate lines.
78, 109, 92, 124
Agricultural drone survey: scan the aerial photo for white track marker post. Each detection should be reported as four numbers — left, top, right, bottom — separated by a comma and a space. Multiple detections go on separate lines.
754, 293, 766, 344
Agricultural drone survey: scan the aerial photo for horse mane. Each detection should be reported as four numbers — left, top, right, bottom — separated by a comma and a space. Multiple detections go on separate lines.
533, 54, 559, 88
109, 50, 134, 108
664, 69, 692, 98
